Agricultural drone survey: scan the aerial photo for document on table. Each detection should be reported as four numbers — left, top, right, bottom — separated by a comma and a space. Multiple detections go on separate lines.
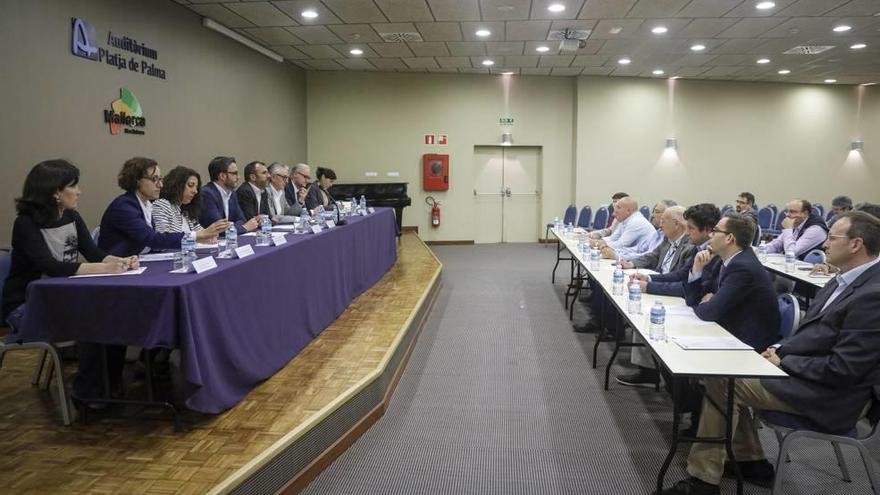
664, 305, 716, 326
671, 336, 753, 351
622, 268, 658, 276
138, 252, 176, 262
70, 267, 148, 278
272, 224, 298, 231
196, 242, 218, 250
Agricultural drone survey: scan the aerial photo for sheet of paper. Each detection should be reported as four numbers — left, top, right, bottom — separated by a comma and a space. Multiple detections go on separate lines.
664, 305, 716, 326
138, 252, 176, 262
70, 267, 148, 278
196, 242, 218, 250
272, 225, 298, 231
240, 232, 257, 237
671, 336, 753, 351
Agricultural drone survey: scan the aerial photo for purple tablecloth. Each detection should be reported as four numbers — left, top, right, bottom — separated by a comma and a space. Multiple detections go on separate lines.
18, 208, 398, 413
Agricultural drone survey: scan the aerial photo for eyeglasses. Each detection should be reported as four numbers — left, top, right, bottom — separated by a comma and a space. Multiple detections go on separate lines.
295, 171, 311, 180
224, 170, 239, 176
735, 199, 748, 205
273, 173, 290, 179
142, 175, 163, 184
828, 234, 850, 241
710, 227, 731, 235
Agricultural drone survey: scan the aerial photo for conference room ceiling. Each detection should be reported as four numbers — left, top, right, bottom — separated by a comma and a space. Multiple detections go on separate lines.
176, 0, 880, 84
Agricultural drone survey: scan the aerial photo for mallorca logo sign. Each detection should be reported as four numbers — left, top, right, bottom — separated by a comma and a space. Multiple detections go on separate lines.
104, 88, 146, 135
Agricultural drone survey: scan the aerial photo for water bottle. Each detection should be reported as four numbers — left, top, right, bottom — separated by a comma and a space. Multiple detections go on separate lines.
181, 231, 196, 269
260, 215, 272, 244
579, 235, 589, 255
649, 301, 666, 341
360, 195, 367, 214
589, 247, 601, 271
757, 241, 768, 263
225, 223, 238, 251
628, 280, 642, 314
553, 216, 560, 232
612, 265, 625, 296
784, 244, 796, 273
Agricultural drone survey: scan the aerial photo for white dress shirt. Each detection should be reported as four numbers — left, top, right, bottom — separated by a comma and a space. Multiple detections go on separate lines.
214, 182, 232, 219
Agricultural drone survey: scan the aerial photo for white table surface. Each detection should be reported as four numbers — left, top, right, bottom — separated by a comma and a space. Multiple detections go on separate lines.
758, 252, 830, 289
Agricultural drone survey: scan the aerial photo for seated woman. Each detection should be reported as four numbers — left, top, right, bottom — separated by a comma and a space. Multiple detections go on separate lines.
1, 159, 138, 400
98, 157, 222, 257
304, 166, 337, 212
152, 166, 227, 237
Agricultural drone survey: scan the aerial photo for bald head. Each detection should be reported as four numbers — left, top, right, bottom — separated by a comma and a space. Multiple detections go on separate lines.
613, 197, 638, 221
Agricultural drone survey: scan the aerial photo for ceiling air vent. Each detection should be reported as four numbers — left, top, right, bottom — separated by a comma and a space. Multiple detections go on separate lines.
378, 32, 423, 43
547, 29, 591, 41
784, 45, 834, 55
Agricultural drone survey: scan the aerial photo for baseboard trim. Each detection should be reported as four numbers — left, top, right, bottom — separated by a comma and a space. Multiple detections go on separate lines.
400, 226, 419, 234
424, 240, 475, 245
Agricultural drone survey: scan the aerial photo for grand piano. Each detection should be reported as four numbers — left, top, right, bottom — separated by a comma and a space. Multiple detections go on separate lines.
330, 182, 412, 234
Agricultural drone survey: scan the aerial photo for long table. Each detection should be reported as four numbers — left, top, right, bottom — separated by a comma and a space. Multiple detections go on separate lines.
552, 228, 787, 494
18, 208, 399, 413
759, 252, 830, 289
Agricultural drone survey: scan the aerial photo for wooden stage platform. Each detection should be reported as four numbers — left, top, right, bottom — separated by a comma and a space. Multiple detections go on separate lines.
0, 233, 441, 494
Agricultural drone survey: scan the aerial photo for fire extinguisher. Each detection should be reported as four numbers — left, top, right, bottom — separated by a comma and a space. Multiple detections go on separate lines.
426, 196, 440, 228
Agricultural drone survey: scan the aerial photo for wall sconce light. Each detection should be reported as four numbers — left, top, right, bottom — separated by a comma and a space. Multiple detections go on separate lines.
665, 138, 678, 150
851, 139, 864, 151
501, 132, 513, 146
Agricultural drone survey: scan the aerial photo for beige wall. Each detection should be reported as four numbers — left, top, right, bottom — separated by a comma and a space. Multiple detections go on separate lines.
0, 0, 307, 245
307, 71, 576, 241
576, 76, 879, 213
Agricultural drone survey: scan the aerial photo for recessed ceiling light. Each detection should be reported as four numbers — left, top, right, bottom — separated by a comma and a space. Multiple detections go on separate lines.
349, 48, 363, 55
778, 69, 790, 75
690, 44, 706, 51
669, 76, 680, 80
652, 69, 665, 75
548, 3, 566, 13
825, 79, 838, 83
536, 46, 550, 53
609, 26, 623, 34
861, 82, 877, 86
651, 26, 668, 34
482, 59, 495, 66
833, 25, 852, 33
301, 10, 318, 19
757, 58, 770, 64
851, 43, 867, 49
476, 29, 491, 37
497, 5, 515, 11
500, 71, 515, 75
618, 58, 631, 65
756, 1, 775, 10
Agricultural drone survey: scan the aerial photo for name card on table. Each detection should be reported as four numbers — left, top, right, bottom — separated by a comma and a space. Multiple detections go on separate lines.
234, 245, 255, 259
311, 225, 323, 234
367, 207, 375, 214
272, 234, 287, 246
325, 220, 336, 229
191, 256, 218, 274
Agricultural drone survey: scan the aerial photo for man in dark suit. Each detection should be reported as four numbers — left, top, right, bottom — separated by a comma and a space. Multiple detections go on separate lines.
236, 161, 271, 220
684, 212, 780, 351
660, 211, 880, 495
199, 156, 259, 235
285, 163, 311, 210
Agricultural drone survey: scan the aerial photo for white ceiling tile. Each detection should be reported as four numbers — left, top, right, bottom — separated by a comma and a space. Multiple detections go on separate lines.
520, 68, 552, 75
571, 54, 609, 66
374, 0, 435, 22
297, 44, 344, 58
551, 67, 585, 75
187, 4, 254, 28
505, 20, 553, 40
427, 67, 461, 72
530, 1, 587, 20
371, 22, 420, 36
609, 65, 643, 76
717, 17, 788, 38
273, 45, 310, 59
504, 55, 541, 67
286, 25, 344, 44
626, 0, 691, 18
596, 38, 642, 54
672, 66, 710, 76
409, 41, 452, 56
549, 19, 597, 32
470, 55, 501, 67
336, 58, 377, 70
671, 53, 717, 66
242, 27, 304, 44
485, 41, 525, 55
579, 0, 637, 18
403, 57, 441, 68
712, 38, 770, 54
676, 18, 740, 38
708, 53, 753, 65
480, 0, 532, 21
224, 2, 297, 26
398, 68, 429, 72
489, 67, 522, 74
826, 0, 880, 17
777, 0, 851, 17
589, 19, 645, 39
326, 24, 385, 43
460, 21, 507, 41
436, 56, 473, 67
701, 65, 746, 76
321, 0, 388, 23
337, 44, 382, 57
272, 1, 344, 24
458, 68, 491, 73
369, 42, 417, 57
446, 41, 487, 55
370, 58, 409, 69
722, 0, 798, 17
675, 0, 741, 18
762, 17, 845, 38
416, 22, 464, 41
426, 0, 481, 21
302, 59, 345, 70
580, 66, 614, 75
633, 18, 693, 37
538, 55, 576, 67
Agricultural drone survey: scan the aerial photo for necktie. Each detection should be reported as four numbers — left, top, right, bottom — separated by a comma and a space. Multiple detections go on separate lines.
660, 243, 676, 274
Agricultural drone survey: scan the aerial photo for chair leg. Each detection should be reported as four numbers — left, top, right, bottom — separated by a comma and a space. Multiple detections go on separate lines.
832, 442, 852, 482
31, 349, 48, 386
774, 429, 791, 463
772, 431, 798, 495
47, 347, 72, 426
855, 442, 880, 494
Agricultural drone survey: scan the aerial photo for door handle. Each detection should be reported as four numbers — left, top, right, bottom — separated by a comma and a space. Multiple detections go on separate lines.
504, 186, 511, 197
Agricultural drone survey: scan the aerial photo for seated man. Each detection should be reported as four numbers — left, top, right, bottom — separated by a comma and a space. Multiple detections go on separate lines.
735, 192, 760, 245
616, 206, 695, 387
266, 162, 302, 223
236, 161, 271, 220
594, 196, 656, 255
766, 199, 828, 260
662, 211, 880, 495
199, 156, 259, 234
828, 195, 853, 225
631, 203, 720, 298
589, 192, 629, 239
684, 213, 780, 351
604, 200, 675, 260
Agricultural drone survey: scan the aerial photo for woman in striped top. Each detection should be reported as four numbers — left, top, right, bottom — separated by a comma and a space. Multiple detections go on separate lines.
153, 166, 227, 240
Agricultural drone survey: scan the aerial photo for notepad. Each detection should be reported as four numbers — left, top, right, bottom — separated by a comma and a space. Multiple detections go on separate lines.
70, 267, 148, 278
671, 336, 752, 351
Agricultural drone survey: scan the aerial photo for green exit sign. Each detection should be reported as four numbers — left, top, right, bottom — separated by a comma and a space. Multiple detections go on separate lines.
499, 117, 514, 125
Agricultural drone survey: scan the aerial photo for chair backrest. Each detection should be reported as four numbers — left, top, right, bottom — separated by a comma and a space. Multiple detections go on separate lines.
811, 206, 822, 218
804, 249, 826, 264
639, 205, 650, 220
91, 227, 100, 244
591, 205, 609, 231
813, 203, 824, 217
777, 293, 800, 340
825, 210, 835, 223
562, 205, 577, 225
720, 204, 733, 216
0, 250, 11, 302
757, 207, 774, 229
774, 209, 786, 230
576, 206, 592, 228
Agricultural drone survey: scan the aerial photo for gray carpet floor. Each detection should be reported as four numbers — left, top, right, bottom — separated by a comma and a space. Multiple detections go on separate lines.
304, 243, 879, 495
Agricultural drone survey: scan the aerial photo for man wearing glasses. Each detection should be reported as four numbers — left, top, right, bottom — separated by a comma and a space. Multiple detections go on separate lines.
765, 199, 829, 260
199, 156, 260, 234
266, 162, 302, 222
285, 163, 312, 209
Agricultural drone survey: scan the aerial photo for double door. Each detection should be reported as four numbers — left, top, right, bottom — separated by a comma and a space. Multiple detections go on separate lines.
473, 146, 541, 243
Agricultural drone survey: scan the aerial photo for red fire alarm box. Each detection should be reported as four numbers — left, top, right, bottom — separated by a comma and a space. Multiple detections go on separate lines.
423, 154, 449, 191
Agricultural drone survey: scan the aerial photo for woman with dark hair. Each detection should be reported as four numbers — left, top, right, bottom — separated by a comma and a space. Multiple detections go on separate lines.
305, 166, 337, 211
152, 166, 227, 236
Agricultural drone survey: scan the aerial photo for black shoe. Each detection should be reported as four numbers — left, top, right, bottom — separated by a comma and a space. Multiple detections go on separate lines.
656, 477, 720, 495
574, 321, 601, 333
616, 367, 660, 388
723, 459, 775, 488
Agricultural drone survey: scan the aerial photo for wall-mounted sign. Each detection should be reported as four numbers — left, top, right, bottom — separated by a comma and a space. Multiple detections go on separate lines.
437, 134, 448, 145
104, 88, 146, 135
71, 17, 167, 80
499, 117, 514, 125
424, 134, 435, 145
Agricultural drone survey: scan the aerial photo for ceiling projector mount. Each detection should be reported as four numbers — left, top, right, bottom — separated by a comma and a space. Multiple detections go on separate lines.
548, 28, 591, 54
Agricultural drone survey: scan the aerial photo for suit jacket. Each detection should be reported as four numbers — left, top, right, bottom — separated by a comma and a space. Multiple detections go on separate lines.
683, 249, 779, 351
762, 262, 880, 434
646, 249, 719, 298
236, 183, 270, 220
199, 182, 248, 234
98, 192, 183, 257
631, 236, 695, 273
284, 181, 304, 208
305, 182, 334, 211
267, 186, 302, 223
